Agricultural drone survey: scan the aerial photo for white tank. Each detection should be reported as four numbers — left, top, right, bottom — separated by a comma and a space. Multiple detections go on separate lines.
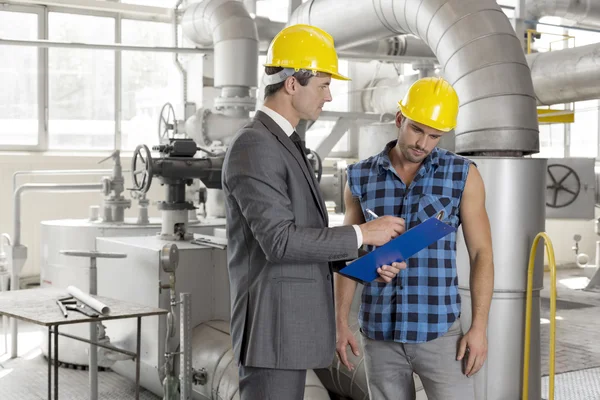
39, 216, 226, 366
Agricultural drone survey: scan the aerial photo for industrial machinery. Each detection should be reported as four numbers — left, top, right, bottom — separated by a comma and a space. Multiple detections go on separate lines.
15, 0, 600, 398
38, 144, 227, 367
131, 138, 224, 240
545, 157, 596, 220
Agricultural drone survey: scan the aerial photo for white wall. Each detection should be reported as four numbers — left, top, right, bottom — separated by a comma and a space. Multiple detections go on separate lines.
0, 152, 166, 279
545, 213, 599, 267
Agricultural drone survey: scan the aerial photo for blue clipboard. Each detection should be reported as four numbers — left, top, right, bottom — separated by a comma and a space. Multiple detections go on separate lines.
339, 215, 457, 284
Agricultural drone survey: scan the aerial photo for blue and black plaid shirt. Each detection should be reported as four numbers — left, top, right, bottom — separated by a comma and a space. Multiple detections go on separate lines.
347, 141, 473, 343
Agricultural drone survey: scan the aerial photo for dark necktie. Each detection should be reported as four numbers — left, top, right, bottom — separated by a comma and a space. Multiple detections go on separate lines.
290, 131, 306, 159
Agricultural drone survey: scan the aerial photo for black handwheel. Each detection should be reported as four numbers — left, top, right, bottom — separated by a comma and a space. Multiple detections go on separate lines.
158, 102, 177, 144
546, 164, 581, 208
132, 144, 153, 193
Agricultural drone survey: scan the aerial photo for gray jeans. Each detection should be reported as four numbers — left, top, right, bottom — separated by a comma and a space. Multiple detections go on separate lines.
360, 318, 475, 400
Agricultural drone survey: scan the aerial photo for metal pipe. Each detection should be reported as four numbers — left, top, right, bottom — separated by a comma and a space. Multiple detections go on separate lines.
180, 293, 192, 400
13, 183, 103, 247
0, 35, 436, 64
289, 0, 540, 156
173, 0, 188, 105
57, 332, 137, 358
343, 35, 436, 60
363, 42, 600, 110
182, 0, 258, 114
527, 0, 600, 30
527, 42, 600, 105
0, 37, 211, 54
362, 75, 419, 115
12, 169, 120, 194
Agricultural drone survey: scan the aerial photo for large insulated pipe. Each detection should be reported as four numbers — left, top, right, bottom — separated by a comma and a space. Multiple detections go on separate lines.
191, 320, 331, 400
527, 0, 600, 31
181, 0, 258, 116
527, 42, 600, 105
363, 42, 600, 110
342, 35, 436, 60
289, 0, 540, 156
361, 74, 419, 116
457, 158, 546, 400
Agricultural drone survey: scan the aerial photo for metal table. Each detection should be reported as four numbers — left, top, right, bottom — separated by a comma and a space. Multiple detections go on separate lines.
0, 287, 168, 400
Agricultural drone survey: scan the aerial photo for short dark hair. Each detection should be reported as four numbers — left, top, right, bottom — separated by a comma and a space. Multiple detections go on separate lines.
263, 66, 314, 99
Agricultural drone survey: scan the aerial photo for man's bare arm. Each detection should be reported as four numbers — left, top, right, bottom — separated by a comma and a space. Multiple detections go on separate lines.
335, 184, 363, 328
460, 164, 494, 332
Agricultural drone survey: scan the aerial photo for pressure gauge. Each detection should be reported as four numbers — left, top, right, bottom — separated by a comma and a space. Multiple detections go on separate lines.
160, 244, 179, 273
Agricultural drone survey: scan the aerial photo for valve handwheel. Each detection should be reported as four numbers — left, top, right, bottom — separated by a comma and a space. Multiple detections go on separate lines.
132, 144, 153, 193
158, 102, 177, 144
546, 164, 581, 208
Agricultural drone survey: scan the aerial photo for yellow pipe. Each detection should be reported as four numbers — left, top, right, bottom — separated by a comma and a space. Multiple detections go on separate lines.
522, 232, 557, 400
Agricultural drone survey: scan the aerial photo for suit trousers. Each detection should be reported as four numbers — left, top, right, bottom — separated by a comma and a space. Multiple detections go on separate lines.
360, 318, 475, 400
238, 365, 307, 400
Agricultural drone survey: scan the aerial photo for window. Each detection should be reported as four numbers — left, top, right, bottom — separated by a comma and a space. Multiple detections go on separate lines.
0, 10, 40, 147
48, 13, 115, 150
121, 20, 183, 150
569, 100, 599, 158
534, 124, 565, 158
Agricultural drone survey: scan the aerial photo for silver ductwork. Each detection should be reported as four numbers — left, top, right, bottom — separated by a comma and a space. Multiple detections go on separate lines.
343, 35, 436, 61
290, 0, 539, 156
182, 0, 258, 115
527, 42, 600, 105
362, 42, 600, 110
527, 0, 600, 30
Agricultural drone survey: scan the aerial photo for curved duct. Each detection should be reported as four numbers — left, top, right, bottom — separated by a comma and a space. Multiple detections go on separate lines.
182, 0, 258, 115
527, 42, 600, 105
343, 35, 436, 61
527, 0, 600, 30
290, 0, 540, 155
191, 320, 331, 400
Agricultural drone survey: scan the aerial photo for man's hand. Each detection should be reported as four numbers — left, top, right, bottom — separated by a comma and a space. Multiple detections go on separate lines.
360, 216, 405, 246
457, 327, 488, 377
375, 262, 407, 283
335, 324, 360, 371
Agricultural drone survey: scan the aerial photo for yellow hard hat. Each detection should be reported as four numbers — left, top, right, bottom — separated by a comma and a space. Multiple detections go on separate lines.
398, 77, 459, 132
264, 24, 350, 82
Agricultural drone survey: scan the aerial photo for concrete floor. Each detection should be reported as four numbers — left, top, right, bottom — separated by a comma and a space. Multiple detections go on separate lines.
0, 267, 598, 399
539, 267, 600, 375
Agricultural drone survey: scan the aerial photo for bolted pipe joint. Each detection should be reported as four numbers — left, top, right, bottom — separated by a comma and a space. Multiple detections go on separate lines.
182, 0, 259, 113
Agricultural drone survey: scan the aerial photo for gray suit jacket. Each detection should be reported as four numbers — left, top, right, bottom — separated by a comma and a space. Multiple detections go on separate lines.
222, 110, 359, 370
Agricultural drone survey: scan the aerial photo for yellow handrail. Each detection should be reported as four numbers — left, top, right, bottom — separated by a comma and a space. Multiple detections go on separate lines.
522, 232, 557, 400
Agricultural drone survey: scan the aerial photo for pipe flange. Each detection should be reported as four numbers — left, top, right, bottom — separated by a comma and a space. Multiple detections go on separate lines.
104, 198, 132, 208
213, 95, 255, 112
157, 201, 196, 211
200, 108, 213, 147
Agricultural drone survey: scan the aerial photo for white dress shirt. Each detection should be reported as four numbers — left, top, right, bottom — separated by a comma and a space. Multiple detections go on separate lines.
258, 105, 363, 248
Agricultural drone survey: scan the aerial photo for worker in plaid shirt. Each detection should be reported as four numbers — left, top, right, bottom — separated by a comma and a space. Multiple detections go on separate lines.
335, 77, 494, 400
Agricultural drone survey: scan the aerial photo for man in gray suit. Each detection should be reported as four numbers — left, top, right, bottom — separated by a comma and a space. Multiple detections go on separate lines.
222, 24, 407, 399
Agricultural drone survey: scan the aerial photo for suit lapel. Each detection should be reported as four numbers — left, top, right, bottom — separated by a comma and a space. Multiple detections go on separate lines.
254, 111, 327, 222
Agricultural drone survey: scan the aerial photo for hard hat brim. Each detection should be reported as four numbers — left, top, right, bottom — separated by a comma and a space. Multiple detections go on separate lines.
399, 104, 455, 132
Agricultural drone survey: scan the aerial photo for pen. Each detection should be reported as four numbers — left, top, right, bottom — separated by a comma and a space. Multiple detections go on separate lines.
365, 208, 379, 219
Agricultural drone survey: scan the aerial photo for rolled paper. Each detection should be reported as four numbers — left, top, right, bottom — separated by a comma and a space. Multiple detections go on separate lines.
67, 285, 110, 315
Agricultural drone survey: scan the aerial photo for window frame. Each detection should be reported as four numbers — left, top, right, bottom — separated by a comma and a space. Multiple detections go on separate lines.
0, 4, 46, 151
